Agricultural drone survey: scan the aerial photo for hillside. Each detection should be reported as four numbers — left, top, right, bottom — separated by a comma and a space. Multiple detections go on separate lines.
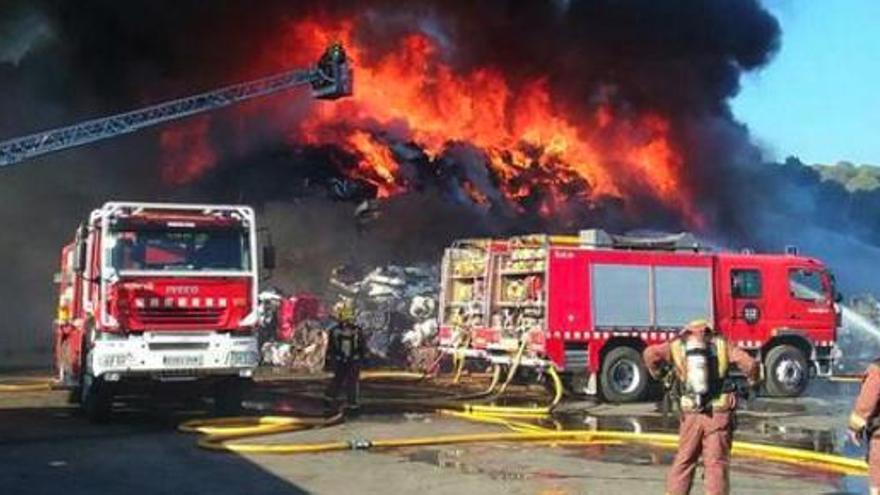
812, 161, 880, 191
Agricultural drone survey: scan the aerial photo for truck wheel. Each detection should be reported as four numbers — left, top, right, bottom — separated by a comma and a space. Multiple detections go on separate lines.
214, 378, 248, 416
764, 344, 809, 397
81, 373, 113, 423
600, 346, 649, 403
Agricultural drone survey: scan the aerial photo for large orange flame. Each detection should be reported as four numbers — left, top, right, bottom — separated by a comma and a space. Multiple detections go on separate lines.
282, 17, 701, 226
161, 15, 702, 227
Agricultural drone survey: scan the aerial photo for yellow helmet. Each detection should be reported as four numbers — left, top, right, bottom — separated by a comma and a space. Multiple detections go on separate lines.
681, 318, 713, 336
332, 300, 355, 322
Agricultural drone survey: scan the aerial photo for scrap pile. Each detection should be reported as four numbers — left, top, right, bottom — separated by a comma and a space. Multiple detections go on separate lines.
330, 264, 441, 370
258, 290, 329, 373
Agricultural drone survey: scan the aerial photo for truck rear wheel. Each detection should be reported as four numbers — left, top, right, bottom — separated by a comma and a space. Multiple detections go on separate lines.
600, 346, 649, 403
764, 344, 809, 397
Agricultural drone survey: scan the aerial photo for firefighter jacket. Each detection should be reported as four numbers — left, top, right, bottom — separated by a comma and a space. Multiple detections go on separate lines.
849, 362, 880, 435
327, 321, 365, 364
644, 335, 758, 413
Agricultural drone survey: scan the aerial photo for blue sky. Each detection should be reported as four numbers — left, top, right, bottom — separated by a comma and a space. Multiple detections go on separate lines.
732, 0, 880, 165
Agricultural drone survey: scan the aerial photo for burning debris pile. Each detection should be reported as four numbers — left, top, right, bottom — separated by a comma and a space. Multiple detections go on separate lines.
145, 0, 785, 242
330, 264, 440, 369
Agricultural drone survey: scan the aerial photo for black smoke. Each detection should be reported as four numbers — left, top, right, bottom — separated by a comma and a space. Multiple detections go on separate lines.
0, 0, 875, 366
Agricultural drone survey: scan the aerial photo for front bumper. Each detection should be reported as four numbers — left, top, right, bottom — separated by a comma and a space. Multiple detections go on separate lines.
89, 331, 259, 379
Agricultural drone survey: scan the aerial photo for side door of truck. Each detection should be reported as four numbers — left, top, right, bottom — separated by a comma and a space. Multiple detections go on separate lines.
717, 262, 766, 344
785, 264, 835, 332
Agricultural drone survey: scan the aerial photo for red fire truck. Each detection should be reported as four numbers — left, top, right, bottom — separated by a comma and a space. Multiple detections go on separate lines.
438, 230, 841, 402
53, 202, 272, 421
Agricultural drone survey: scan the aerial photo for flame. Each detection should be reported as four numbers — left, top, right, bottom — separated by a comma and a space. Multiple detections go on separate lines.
280, 17, 701, 226
159, 116, 216, 185
160, 15, 702, 227
344, 130, 401, 198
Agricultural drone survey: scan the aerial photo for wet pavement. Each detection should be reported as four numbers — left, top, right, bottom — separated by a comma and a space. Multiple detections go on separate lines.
0, 370, 871, 494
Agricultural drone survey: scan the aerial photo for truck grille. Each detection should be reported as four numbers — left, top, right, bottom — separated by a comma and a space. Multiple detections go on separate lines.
135, 307, 224, 326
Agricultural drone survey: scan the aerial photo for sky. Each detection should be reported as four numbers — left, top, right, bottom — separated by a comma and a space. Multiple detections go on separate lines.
732, 0, 880, 166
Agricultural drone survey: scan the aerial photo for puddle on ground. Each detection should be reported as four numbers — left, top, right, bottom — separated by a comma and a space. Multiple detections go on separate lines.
405, 447, 589, 482
231, 377, 868, 492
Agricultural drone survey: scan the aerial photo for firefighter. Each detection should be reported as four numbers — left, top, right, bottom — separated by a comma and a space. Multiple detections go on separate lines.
324, 299, 366, 414
317, 42, 347, 84
847, 360, 880, 495
643, 319, 760, 495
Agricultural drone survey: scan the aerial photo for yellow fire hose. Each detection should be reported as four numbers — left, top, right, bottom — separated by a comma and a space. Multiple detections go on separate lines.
178, 366, 869, 479
829, 375, 864, 383
0, 377, 54, 392
2, 370, 870, 478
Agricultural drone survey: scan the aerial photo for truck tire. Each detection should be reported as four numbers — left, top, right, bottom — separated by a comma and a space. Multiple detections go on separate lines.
214, 378, 248, 416
764, 344, 809, 397
81, 373, 113, 423
600, 346, 649, 403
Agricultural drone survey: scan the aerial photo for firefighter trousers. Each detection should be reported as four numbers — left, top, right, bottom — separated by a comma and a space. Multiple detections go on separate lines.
666, 410, 733, 495
326, 360, 361, 407
869, 435, 880, 495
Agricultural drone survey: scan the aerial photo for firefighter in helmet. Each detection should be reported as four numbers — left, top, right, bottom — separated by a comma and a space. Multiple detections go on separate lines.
643, 319, 759, 495
324, 299, 366, 413
847, 361, 880, 495
317, 42, 347, 80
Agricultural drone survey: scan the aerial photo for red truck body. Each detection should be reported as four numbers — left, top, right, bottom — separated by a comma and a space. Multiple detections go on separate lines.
438, 230, 840, 401
53, 202, 264, 420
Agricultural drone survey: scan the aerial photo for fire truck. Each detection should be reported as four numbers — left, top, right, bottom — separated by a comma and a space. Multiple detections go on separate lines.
438, 230, 841, 402
53, 202, 273, 421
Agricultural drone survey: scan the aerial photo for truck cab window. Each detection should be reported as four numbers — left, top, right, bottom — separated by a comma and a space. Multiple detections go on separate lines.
731, 269, 761, 298
109, 228, 251, 272
789, 269, 826, 301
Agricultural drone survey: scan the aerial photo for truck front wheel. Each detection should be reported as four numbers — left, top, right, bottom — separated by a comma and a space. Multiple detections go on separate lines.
81, 373, 114, 423
600, 346, 649, 403
213, 378, 249, 416
764, 344, 809, 397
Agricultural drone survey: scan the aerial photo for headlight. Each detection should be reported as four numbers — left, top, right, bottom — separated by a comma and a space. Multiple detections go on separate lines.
228, 351, 259, 366
98, 353, 131, 368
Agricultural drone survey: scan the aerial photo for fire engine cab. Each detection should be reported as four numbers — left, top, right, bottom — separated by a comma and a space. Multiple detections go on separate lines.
438, 230, 841, 402
53, 202, 271, 421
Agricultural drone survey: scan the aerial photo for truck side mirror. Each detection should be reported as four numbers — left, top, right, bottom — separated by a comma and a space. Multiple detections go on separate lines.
72, 224, 88, 273
73, 242, 87, 273
73, 240, 88, 273
834, 291, 843, 303
262, 245, 276, 271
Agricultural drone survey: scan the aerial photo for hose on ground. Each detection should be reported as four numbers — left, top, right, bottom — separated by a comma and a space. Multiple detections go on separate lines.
5, 369, 868, 478
0, 377, 54, 392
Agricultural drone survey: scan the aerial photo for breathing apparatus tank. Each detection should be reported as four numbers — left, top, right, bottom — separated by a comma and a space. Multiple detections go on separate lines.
684, 338, 710, 409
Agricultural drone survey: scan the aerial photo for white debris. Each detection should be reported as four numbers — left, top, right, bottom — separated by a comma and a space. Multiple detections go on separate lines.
330, 263, 440, 368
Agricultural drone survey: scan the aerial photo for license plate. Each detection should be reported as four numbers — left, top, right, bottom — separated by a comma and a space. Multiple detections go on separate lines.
163, 355, 203, 367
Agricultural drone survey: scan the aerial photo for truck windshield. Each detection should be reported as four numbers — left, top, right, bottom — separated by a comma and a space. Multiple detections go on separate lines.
788, 268, 829, 302
108, 228, 251, 272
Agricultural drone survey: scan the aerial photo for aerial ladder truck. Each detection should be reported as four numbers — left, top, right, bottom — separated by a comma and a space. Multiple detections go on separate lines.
0, 43, 352, 421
